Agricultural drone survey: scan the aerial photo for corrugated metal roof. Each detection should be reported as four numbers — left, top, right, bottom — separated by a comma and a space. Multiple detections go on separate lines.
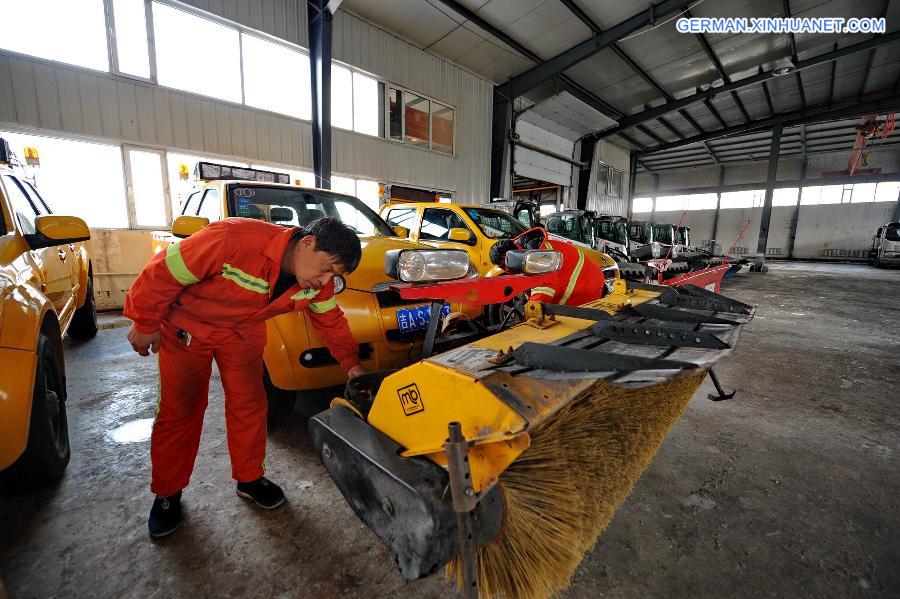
343, 0, 900, 166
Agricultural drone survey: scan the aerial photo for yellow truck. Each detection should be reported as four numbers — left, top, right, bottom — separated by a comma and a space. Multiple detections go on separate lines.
0, 138, 96, 486
154, 163, 481, 419
379, 199, 621, 322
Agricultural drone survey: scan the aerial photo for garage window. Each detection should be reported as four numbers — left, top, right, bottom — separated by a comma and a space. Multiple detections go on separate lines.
111, 0, 153, 79
387, 86, 454, 153
242, 33, 310, 119
153, 2, 242, 103
632, 197, 652, 213
2, 131, 129, 228
0, 0, 109, 71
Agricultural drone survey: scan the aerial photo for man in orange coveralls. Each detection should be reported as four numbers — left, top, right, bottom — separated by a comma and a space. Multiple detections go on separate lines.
489, 227, 606, 306
124, 216, 366, 538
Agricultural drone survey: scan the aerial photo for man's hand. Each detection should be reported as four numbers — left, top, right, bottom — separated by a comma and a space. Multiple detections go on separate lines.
127, 326, 161, 356
347, 364, 367, 379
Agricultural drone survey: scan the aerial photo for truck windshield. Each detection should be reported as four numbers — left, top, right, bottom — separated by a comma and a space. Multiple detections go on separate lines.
629, 223, 650, 244
546, 213, 583, 243
597, 219, 628, 246
463, 207, 527, 239
652, 224, 674, 244
676, 228, 690, 246
886, 224, 900, 241
227, 185, 393, 236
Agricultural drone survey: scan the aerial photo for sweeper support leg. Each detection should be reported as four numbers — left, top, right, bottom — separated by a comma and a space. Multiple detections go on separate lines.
445, 422, 478, 599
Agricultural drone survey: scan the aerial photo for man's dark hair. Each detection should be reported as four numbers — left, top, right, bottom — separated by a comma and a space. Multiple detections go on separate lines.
488, 239, 518, 268
293, 217, 362, 273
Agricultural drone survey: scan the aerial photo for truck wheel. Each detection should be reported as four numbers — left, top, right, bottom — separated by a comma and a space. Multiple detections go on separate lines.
264, 367, 296, 426
69, 271, 98, 340
3, 332, 70, 488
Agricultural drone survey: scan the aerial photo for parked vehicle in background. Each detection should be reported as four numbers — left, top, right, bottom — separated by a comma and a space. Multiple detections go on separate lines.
869, 222, 900, 267
154, 163, 480, 420
381, 201, 620, 321
0, 138, 97, 487
489, 198, 541, 229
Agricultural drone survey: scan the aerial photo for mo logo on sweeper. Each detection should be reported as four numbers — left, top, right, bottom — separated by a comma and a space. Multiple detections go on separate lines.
397, 383, 424, 416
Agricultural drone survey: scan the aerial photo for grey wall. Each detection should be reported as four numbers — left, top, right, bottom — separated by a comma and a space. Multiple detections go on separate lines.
0, 0, 493, 202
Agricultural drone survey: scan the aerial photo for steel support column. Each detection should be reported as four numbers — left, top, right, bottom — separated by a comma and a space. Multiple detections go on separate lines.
627, 152, 637, 219
753, 124, 782, 272
576, 137, 595, 210
787, 157, 806, 258
650, 173, 660, 222
711, 165, 725, 251
308, 1, 333, 188
490, 90, 513, 200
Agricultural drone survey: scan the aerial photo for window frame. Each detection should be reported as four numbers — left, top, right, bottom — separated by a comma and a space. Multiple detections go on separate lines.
104, 0, 158, 83
123, 144, 172, 229
386, 84, 456, 156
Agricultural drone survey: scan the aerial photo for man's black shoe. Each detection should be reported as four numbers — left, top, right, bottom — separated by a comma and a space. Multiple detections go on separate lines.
148, 491, 182, 538
236, 477, 286, 509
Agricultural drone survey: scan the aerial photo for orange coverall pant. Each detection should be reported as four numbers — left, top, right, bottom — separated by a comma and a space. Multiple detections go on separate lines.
152, 325, 267, 496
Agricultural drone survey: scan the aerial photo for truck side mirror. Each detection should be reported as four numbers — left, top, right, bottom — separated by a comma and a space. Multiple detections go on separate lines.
172, 215, 209, 238
393, 225, 410, 238
448, 228, 473, 243
26, 215, 91, 249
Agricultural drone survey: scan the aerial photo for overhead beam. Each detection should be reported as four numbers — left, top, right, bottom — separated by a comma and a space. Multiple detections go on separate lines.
496, 0, 686, 101
829, 43, 838, 103
781, 0, 806, 109
635, 92, 900, 156
636, 124, 667, 146
857, 0, 891, 101
760, 66, 775, 116
685, 8, 750, 122
433, 0, 621, 117
703, 97, 728, 129
559, 0, 674, 102
594, 31, 900, 140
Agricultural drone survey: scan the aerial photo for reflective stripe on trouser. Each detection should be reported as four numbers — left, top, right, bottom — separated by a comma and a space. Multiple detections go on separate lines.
150, 324, 267, 496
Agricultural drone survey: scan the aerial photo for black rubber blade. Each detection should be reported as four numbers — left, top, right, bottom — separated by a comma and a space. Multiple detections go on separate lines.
514, 342, 695, 372
541, 303, 613, 321
589, 320, 729, 350
657, 292, 750, 315
308, 406, 504, 581
633, 302, 741, 325
676, 284, 754, 314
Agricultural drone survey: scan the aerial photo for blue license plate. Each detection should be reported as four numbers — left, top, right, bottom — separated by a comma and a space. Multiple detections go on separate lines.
396, 304, 451, 333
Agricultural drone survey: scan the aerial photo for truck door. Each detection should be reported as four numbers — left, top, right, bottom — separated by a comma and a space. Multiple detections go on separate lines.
0, 174, 76, 322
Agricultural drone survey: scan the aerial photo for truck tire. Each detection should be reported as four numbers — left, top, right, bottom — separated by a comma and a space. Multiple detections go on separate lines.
69, 270, 98, 340
2, 332, 70, 488
264, 367, 296, 426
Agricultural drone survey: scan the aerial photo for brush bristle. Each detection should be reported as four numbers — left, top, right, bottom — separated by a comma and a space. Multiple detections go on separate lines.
447, 373, 705, 599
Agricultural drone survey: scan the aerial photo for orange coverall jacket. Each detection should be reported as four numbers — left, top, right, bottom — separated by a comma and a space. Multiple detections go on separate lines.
526, 229, 605, 307
124, 217, 359, 370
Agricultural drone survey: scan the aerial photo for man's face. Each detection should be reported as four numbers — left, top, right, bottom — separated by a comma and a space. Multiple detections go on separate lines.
292, 235, 348, 289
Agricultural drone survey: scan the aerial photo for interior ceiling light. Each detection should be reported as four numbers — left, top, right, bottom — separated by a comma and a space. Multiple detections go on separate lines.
772, 58, 796, 76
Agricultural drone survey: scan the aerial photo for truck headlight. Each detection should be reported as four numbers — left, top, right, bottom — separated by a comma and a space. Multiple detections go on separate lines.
503, 250, 563, 274
385, 249, 471, 282
651, 242, 661, 259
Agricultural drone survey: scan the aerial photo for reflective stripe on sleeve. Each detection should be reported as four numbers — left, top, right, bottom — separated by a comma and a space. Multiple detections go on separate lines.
290, 289, 320, 300
165, 242, 200, 286
221, 263, 270, 294
308, 297, 337, 313
531, 286, 557, 298
559, 250, 585, 305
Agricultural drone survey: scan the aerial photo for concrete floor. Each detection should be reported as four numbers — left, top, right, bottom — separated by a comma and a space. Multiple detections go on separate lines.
1, 262, 898, 598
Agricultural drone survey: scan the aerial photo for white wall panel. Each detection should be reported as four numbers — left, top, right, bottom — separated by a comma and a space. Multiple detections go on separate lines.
793, 202, 898, 259
587, 140, 629, 216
